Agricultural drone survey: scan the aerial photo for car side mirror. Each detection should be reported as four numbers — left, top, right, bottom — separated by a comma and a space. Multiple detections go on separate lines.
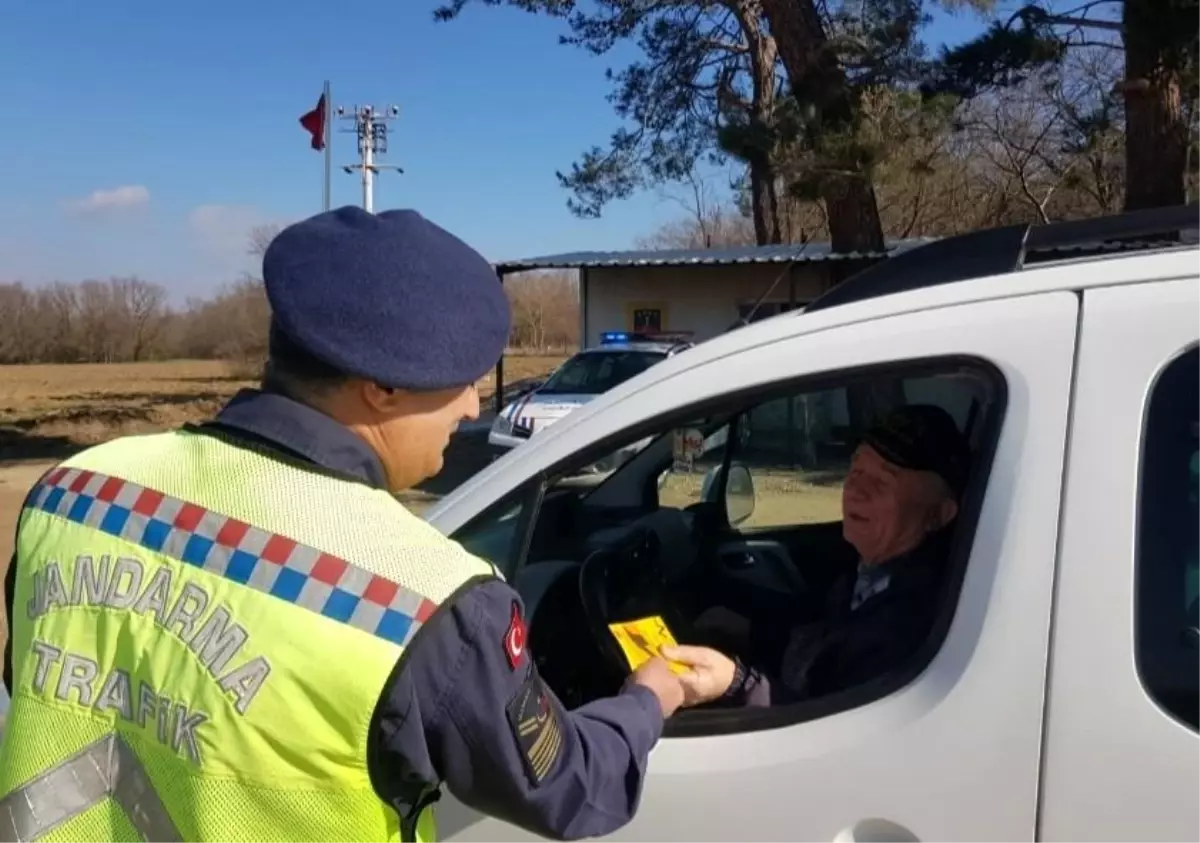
700, 462, 756, 526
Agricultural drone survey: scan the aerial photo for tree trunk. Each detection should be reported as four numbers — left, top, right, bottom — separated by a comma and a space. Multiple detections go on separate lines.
1121, 0, 1189, 211
748, 152, 783, 244
759, 0, 886, 254
735, 0, 785, 245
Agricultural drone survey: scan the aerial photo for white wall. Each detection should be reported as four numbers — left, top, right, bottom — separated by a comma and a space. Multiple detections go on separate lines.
582, 264, 833, 348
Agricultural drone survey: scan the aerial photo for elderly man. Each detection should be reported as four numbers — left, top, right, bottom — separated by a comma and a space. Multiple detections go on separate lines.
0, 207, 686, 842
663, 404, 970, 708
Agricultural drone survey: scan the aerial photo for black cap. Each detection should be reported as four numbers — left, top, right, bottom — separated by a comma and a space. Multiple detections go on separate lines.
860, 404, 971, 497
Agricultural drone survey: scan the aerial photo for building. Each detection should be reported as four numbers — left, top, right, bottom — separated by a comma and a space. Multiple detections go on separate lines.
489, 239, 930, 411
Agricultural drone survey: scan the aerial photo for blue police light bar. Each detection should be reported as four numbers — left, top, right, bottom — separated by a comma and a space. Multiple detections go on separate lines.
600, 331, 631, 343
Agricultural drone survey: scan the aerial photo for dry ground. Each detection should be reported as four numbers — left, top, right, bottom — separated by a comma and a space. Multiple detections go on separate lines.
0, 356, 566, 460
0, 356, 567, 663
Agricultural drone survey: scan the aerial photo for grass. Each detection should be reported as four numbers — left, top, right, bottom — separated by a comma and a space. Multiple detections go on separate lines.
659, 467, 845, 527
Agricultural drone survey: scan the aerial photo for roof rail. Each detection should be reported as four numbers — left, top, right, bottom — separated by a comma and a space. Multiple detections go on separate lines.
805, 203, 1198, 314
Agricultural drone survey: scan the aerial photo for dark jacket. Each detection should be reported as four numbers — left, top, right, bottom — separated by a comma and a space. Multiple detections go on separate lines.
733, 531, 951, 707
4, 389, 662, 841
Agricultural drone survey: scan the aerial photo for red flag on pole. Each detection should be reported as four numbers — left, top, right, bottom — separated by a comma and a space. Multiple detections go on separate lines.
299, 93, 327, 151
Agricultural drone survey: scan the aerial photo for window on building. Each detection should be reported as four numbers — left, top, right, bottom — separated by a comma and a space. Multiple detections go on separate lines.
1135, 346, 1199, 731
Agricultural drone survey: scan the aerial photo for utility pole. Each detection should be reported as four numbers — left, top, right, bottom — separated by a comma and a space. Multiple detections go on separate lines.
336, 104, 403, 213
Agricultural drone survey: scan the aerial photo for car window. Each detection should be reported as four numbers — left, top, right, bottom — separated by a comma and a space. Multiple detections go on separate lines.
538, 350, 664, 395
1135, 346, 1199, 730
670, 371, 990, 531
452, 356, 1005, 733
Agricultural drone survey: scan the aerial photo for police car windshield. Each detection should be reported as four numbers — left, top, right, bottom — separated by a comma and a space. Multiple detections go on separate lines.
538, 349, 666, 395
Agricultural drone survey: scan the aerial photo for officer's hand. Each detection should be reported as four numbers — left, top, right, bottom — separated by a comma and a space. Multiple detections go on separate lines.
630, 656, 686, 718
659, 645, 736, 707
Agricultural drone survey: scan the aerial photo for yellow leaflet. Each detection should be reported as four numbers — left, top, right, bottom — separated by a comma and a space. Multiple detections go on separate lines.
607, 615, 690, 676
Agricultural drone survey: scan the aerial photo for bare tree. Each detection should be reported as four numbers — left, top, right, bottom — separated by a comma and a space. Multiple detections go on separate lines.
247, 224, 286, 259
505, 272, 580, 351
113, 277, 169, 362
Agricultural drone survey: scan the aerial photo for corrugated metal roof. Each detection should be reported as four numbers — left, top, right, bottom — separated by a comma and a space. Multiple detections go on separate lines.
495, 238, 935, 273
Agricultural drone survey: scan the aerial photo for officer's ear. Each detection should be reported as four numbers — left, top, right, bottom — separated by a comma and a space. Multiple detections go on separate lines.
359, 380, 406, 416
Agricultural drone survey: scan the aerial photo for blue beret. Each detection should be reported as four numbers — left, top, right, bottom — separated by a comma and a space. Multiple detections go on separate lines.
262, 205, 511, 391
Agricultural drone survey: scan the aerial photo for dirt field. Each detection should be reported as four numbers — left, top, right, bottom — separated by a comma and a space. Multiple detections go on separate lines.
0, 356, 566, 461
0, 356, 568, 667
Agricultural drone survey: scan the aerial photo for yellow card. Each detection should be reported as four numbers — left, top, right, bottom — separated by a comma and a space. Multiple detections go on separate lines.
607, 615, 690, 676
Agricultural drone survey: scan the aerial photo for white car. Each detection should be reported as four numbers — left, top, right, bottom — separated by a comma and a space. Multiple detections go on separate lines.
487, 333, 694, 451
431, 205, 1199, 842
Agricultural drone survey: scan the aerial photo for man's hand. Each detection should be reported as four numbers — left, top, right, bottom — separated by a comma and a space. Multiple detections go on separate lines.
659, 645, 737, 708
629, 656, 686, 718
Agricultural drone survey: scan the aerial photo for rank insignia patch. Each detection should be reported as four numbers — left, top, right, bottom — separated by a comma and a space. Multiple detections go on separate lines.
506, 673, 563, 786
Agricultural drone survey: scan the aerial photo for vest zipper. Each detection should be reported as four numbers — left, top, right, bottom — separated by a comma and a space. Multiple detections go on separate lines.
400, 786, 442, 842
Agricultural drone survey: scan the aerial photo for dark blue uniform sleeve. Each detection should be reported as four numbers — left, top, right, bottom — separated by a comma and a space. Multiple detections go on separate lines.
4, 552, 14, 693
369, 578, 664, 841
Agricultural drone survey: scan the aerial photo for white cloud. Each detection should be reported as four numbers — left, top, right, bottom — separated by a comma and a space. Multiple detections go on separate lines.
63, 185, 150, 214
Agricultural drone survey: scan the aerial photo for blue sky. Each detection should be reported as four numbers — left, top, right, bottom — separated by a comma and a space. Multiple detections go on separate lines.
0, 1, 991, 304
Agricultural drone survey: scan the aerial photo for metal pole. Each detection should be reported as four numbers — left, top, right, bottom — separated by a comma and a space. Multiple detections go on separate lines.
338, 104, 402, 214
362, 136, 374, 213
494, 266, 506, 414
322, 80, 332, 212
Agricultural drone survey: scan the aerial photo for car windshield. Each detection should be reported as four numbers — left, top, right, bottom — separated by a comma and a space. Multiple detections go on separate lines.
538, 350, 665, 395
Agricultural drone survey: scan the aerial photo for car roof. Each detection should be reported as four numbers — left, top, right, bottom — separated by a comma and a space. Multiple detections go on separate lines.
804, 203, 1197, 314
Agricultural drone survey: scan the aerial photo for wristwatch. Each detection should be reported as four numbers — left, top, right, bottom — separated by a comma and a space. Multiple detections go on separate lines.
721, 657, 749, 700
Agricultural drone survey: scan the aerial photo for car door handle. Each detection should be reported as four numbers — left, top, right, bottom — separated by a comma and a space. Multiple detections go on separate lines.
833, 818, 919, 842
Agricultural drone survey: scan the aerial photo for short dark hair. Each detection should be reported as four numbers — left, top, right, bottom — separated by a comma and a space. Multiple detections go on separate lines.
261, 322, 351, 404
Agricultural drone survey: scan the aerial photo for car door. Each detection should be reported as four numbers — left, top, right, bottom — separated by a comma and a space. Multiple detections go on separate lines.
1038, 276, 1200, 842
434, 291, 1080, 842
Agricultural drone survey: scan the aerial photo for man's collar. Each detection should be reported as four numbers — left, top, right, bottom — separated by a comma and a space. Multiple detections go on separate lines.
209, 388, 389, 490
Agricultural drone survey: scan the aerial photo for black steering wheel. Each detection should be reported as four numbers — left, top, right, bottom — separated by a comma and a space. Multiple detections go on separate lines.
578, 527, 677, 680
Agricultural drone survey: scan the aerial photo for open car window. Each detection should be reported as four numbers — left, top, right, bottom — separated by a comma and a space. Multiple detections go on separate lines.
453, 356, 1006, 734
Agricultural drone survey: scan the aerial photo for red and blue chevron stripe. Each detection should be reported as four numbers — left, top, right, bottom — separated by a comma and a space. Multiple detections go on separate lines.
25, 466, 437, 647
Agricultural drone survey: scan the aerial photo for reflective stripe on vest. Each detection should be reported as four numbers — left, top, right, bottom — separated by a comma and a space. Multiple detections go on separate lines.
0, 734, 179, 842
26, 465, 438, 647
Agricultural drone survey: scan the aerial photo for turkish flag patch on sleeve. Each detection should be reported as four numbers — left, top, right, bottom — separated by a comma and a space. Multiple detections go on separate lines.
504, 601, 527, 670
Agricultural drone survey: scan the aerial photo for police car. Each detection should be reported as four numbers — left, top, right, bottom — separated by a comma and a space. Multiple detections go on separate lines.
487, 332, 694, 451
432, 205, 1199, 842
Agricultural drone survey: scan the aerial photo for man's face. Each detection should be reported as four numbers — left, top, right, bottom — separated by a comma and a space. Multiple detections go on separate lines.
357, 382, 481, 492
841, 444, 958, 564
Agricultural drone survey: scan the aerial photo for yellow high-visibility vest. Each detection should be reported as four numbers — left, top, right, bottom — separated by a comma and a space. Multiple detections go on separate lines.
0, 428, 494, 841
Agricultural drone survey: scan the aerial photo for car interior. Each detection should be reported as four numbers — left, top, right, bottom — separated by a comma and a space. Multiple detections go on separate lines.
455, 362, 1003, 722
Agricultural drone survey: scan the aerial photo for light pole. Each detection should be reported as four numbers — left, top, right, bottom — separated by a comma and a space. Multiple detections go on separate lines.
336, 104, 404, 213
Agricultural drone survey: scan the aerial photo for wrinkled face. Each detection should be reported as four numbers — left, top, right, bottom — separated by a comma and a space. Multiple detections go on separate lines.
841, 444, 958, 564
343, 381, 481, 493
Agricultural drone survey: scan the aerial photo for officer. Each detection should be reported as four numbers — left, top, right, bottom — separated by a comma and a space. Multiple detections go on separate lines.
0, 206, 687, 842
